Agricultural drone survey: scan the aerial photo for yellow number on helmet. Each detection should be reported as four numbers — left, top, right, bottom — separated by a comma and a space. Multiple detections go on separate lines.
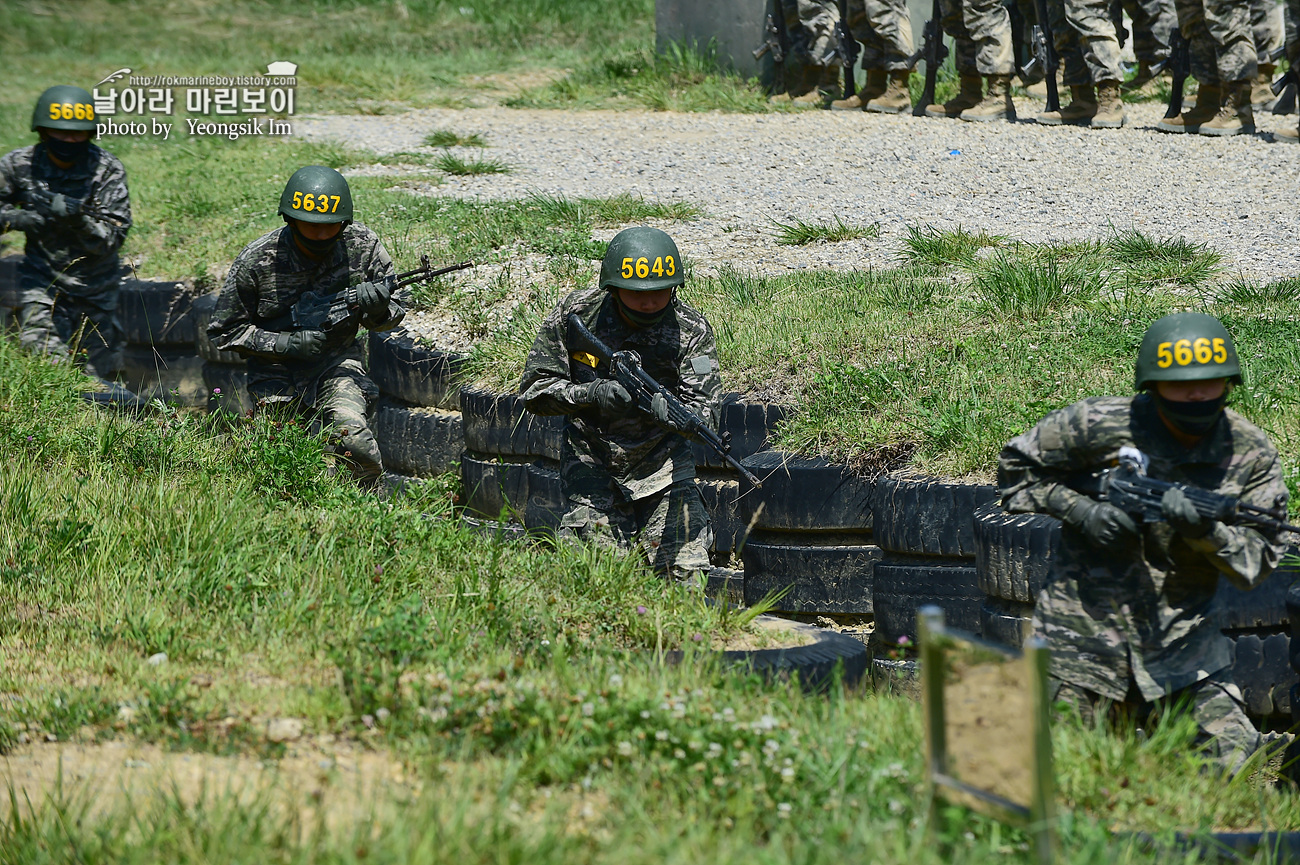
665, 256, 675, 276
1156, 342, 1173, 368
1193, 337, 1212, 364
1174, 339, 1193, 366
329, 195, 340, 213
63, 103, 75, 120
635, 257, 649, 279
651, 257, 664, 277
621, 258, 634, 279
48, 104, 61, 120
302, 194, 316, 211
1212, 338, 1227, 363
292, 191, 303, 209
317, 193, 329, 211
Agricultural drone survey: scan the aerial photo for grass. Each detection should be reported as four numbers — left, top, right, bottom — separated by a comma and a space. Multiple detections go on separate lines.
433, 151, 513, 176
772, 217, 881, 246
4, 338, 1300, 861
426, 130, 491, 148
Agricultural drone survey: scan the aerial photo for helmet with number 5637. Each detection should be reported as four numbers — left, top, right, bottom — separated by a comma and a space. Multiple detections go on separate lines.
278, 165, 354, 224
1135, 312, 1242, 391
599, 226, 685, 293
32, 85, 98, 133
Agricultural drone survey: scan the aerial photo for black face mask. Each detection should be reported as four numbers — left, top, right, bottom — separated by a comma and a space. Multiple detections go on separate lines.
614, 292, 673, 329
1152, 391, 1228, 437
42, 136, 90, 166
288, 219, 342, 258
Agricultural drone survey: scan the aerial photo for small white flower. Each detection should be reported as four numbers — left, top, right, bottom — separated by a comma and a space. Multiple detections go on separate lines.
777, 803, 792, 818
581, 702, 594, 717
607, 674, 623, 687
616, 741, 634, 756
655, 730, 670, 741
640, 710, 651, 719
781, 766, 795, 779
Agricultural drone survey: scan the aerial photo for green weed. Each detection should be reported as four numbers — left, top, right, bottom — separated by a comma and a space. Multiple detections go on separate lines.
973, 253, 1106, 318
1106, 229, 1223, 286
426, 130, 491, 148
1217, 276, 1300, 306
901, 225, 1006, 267
434, 151, 513, 176
772, 216, 881, 246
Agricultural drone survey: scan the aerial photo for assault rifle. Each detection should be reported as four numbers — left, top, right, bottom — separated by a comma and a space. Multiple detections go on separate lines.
565, 313, 763, 488
273, 255, 473, 337
1110, 0, 1128, 50
1069, 447, 1300, 536
836, 0, 860, 99
909, 0, 950, 117
753, 2, 791, 94
1272, 66, 1297, 116
24, 186, 128, 228
1024, 0, 1060, 112
1160, 30, 1191, 118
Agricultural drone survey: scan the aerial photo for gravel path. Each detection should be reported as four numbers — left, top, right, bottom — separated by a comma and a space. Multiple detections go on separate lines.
295, 103, 1300, 283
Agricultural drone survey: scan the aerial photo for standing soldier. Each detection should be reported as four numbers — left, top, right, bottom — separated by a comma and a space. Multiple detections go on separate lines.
1156, 0, 1258, 133
830, 0, 917, 112
1120, 0, 1178, 95
1036, 0, 1128, 126
209, 166, 404, 487
999, 314, 1286, 775
0, 85, 132, 378
520, 227, 722, 584
1249, 0, 1283, 106
771, 0, 845, 105
923, 0, 1020, 120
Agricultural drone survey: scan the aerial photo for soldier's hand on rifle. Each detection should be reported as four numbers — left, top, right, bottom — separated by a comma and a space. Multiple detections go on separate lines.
581, 379, 635, 417
3, 208, 46, 232
651, 392, 687, 432
46, 193, 83, 220
1064, 498, 1139, 552
355, 281, 390, 317
274, 329, 328, 360
1161, 487, 1211, 539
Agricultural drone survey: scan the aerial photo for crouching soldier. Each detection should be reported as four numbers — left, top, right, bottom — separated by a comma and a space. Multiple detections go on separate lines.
521, 227, 722, 583
999, 313, 1287, 775
209, 166, 404, 487
0, 85, 132, 377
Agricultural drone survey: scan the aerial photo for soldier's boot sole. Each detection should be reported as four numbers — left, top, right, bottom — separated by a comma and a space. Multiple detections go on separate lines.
923, 104, 966, 118
962, 103, 1016, 122
1197, 119, 1254, 136
1089, 111, 1126, 128
830, 94, 866, 110
1156, 115, 1197, 134
1037, 107, 1094, 126
1274, 125, 1300, 143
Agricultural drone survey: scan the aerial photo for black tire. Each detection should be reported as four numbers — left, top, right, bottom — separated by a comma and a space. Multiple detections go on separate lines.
1227, 629, 1295, 720
690, 395, 789, 469
705, 566, 744, 606
524, 460, 564, 534
737, 450, 873, 532
0, 256, 20, 310
1213, 551, 1299, 631
872, 557, 982, 645
459, 386, 561, 460
120, 346, 206, 407
460, 453, 530, 520
741, 532, 881, 615
872, 476, 998, 558
368, 330, 466, 409
669, 615, 869, 692
201, 362, 254, 416
973, 501, 1060, 603
870, 655, 919, 696
698, 474, 742, 554
192, 292, 245, 365
373, 401, 464, 477
119, 279, 198, 347
460, 514, 530, 543
980, 597, 1034, 649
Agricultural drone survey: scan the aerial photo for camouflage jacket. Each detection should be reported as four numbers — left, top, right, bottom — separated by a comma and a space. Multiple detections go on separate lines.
520, 287, 722, 502
999, 394, 1288, 701
0, 143, 132, 297
209, 222, 403, 378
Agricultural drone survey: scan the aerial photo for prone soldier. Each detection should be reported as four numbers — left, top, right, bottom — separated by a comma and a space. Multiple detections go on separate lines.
520, 227, 722, 583
999, 314, 1287, 774
208, 166, 404, 487
0, 85, 132, 377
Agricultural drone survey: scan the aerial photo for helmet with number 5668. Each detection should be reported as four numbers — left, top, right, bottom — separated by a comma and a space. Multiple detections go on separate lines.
278, 165, 354, 224
599, 226, 685, 293
32, 85, 97, 133
1135, 312, 1242, 391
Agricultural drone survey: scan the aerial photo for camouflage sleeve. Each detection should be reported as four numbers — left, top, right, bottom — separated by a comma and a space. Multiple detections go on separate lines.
75, 156, 131, 256
1184, 449, 1289, 589
0, 152, 24, 231
520, 301, 588, 415
360, 235, 403, 332
998, 401, 1095, 519
209, 253, 280, 359
676, 315, 722, 433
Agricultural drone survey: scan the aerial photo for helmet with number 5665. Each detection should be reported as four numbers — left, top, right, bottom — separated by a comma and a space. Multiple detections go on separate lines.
1135, 312, 1242, 391
599, 226, 685, 293
278, 165, 354, 224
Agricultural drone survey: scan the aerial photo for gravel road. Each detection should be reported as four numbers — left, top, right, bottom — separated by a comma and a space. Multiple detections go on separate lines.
296, 103, 1300, 283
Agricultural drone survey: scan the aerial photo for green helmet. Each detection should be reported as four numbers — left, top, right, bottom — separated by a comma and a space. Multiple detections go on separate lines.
32, 85, 97, 133
599, 227, 685, 292
1134, 312, 1242, 391
278, 165, 353, 224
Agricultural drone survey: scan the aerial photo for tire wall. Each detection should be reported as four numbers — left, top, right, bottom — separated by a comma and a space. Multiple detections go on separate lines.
116, 275, 205, 407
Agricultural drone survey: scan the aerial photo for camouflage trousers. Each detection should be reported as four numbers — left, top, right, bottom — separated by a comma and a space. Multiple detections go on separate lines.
1288, 0, 1299, 63
248, 356, 384, 486
782, 0, 843, 68
558, 480, 713, 582
16, 287, 123, 378
1051, 670, 1260, 776
1174, 0, 1257, 84
1064, 0, 1127, 82
1123, 0, 1178, 64
940, 0, 1017, 75
1251, 0, 1283, 59
846, 0, 917, 70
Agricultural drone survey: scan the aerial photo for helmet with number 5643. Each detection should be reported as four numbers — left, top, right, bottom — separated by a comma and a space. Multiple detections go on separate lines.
599, 227, 685, 293
278, 165, 354, 224
1135, 312, 1242, 391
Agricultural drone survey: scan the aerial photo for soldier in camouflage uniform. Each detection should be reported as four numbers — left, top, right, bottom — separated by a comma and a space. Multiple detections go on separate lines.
999, 314, 1286, 774
520, 227, 721, 582
0, 85, 132, 377
1249, 0, 1283, 105
829, 0, 917, 112
1037, 0, 1128, 126
209, 166, 404, 487
1156, 0, 1258, 134
923, 0, 1019, 120
771, 0, 844, 104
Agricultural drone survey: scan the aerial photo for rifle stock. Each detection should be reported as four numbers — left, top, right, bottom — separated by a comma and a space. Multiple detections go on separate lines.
911, 0, 949, 116
1164, 31, 1190, 119
1030, 0, 1060, 112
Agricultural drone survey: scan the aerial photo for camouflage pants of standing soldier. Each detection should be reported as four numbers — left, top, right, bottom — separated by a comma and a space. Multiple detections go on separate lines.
1051, 670, 1261, 776
559, 481, 714, 583
1287, 0, 1299, 64
939, 0, 1017, 74
1174, 0, 1257, 84
247, 356, 385, 486
16, 287, 123, 377
1064, 0, 1127, 81
781, 0, 843, 92
1251, 0, 1283, 59
846, 0, 916, 70
1123, 0, 1177, 64
1046, 0, 1097, 86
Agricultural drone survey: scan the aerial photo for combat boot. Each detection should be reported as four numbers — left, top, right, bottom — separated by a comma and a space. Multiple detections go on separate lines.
961, 74, 1016, 121
1198, 81, 1254, 136
925, 72, 983, 118
1276, 120, 1300, 143
865, 71, 913, 113
832, 69, 887, 110
1037, 84, 1096, 125
1155, 83, 1221, 133
1090, 80, 1125, 127
1252, 64, 1277, 107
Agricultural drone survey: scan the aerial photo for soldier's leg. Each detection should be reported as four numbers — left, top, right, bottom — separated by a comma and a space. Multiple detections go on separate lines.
1249, 0, 1283, 103
68, 292, 124, 379
832, 0, 890, 106
1196, 0, 1258, 132
314, 359, 384, 487
1281, 0, 1300, 139
1041, 0, 1107, 121
1123, 0, 1176, 90
1183, 670, 1261, 777
960, 0, 1020, 118
558, 500, 639, 553
1157, 0, 1228, 129
862, 0, 918, 110
1048, 677, 1102, 726
16, 290, 71, 362
1063, 0, 1129, 122
631, 481, 714, 584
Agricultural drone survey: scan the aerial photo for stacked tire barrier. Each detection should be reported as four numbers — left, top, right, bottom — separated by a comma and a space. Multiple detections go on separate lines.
193, 291, 255, 416
0, 256, 20, 333
118, 277, 205, 406
459, 385, 562, 532
974, 500, 1300, 723
368, 329, 465, 484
